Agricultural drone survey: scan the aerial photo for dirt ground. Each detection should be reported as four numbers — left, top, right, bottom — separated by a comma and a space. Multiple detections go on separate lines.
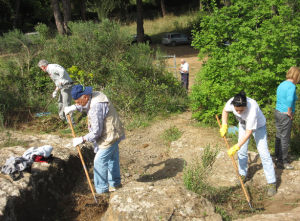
11, 44, 300, 220
151, 44, 203, 90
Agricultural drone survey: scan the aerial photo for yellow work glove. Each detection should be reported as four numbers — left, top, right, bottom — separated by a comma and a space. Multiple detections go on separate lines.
220, 124, 228, 137
227, 144, 240, 156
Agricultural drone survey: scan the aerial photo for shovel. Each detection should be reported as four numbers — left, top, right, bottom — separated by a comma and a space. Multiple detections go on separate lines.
215, 115, 253, 210
67, 114, 98, 205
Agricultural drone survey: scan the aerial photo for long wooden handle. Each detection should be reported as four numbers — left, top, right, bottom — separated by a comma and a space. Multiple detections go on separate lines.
215, 115, 251, 204
67, 114, 98, 204
43, 97, 55, 113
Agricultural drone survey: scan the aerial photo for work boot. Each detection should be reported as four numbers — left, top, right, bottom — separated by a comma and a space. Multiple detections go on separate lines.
277, 162, 294, 170
267, 183, 277, 196
95, 191, 111, 200
109, 184, 123, 192
236, 175, 246, 186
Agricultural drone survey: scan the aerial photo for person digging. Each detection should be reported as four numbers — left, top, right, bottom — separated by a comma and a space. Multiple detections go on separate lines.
64, 85, 125, 195
220, 91, 277, 197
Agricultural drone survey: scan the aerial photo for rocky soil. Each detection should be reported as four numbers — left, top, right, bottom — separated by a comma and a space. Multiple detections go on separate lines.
0, 45, 299, 220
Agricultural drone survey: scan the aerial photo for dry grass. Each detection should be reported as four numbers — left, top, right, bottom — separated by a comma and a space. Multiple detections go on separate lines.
121, 12, 200, 43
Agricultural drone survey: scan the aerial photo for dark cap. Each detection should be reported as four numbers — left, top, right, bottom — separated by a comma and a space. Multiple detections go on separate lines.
71, 85, 93, 100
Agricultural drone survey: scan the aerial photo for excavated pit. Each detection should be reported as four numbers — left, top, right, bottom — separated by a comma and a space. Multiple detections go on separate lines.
0, 137, 104, 221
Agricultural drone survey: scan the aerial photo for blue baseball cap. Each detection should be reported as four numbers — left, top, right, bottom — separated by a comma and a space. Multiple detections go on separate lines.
71, 85, 93, 100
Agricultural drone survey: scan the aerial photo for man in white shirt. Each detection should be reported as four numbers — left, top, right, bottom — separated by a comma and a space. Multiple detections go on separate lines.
38, 60, 75, 126
178, 59, 189, 90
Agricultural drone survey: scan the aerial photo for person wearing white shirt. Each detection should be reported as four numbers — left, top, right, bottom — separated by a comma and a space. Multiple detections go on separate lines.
38, 60, 75, 125
178, 59, 189, 90
219, 91, 276, 196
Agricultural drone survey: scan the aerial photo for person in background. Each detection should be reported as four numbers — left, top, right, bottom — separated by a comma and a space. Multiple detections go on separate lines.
64, 85, 125, 195
38, 60, 75, 126
220, 91, 277, 196
274, 66, 300, 170
178, 58, 189, 91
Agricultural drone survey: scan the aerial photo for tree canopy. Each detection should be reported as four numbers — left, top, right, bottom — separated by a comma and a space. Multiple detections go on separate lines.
190, 0, 300, 122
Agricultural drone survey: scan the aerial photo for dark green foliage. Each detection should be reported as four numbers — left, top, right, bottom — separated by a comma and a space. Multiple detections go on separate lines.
190, 0, 300, 123
40, 20, 187, 119
0, 19, 187, 127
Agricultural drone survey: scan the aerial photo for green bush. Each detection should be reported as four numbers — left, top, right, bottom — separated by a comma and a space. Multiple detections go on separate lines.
0, 19, 188, 128
190, 0, 300, 124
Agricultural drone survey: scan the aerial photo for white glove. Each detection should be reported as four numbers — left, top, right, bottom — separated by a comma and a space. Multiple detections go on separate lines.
73, 137, 84, 147
52, 90, 58, 98
64, 105, 77, 115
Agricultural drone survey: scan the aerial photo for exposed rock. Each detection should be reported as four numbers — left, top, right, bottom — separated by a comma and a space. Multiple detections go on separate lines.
102, 182, 222, 221
234, 206, 300, 221
0, 133, 94, 221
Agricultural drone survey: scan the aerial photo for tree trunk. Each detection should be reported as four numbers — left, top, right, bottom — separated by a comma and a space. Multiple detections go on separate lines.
224, 0, 231, 7
161, 0, 166, 18
125, 3, 130, 25
199, 0, 203, 10
13, 0, 21, 28
62, 0, 71, 33
80, 0, 86, 21
136, 0, 144, 43
51, 0, 66, 35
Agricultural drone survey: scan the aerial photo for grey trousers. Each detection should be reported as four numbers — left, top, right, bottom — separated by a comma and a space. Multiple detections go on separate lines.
58, 84, 75, 125
274, 109, 293, 163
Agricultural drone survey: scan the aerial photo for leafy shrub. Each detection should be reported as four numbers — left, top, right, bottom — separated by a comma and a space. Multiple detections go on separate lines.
190, 0, 300, 124
0, 19, 188, 128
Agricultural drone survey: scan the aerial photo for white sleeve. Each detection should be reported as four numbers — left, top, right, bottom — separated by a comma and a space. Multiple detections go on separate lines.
224, 98, 234, 112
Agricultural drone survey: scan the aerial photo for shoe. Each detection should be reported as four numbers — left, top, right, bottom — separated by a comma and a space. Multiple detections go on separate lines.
236, 175, 246, 186
109, 184, 123, 192
277, 162, 294, 170
267, 183, 276, 196
95, 191, 110, 199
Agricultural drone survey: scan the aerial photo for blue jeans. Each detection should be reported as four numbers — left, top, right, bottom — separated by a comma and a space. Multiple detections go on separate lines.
238, 124, 276, 184
94, 140, 121, 193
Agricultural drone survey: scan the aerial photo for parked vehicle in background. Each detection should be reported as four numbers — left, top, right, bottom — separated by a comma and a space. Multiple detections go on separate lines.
162, 33, 190, 46
25, 32, 40, 44
131, 34, 152, 45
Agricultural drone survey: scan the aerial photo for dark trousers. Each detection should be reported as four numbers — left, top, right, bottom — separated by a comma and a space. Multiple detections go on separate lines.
274, 109, 293, 163
181, 73, 189, 90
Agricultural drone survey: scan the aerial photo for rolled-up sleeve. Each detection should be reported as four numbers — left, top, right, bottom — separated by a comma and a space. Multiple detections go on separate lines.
83, 102, 109, 143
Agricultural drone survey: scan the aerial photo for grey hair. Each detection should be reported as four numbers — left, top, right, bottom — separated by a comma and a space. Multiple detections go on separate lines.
38, 60, 49, 68
181, 59, 186, 63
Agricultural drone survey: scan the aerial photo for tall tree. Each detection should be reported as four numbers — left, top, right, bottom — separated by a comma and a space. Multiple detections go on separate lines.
136, 0, 144, 43
51, 0, 65, 35
13, 0, 20, 28
79, 0, 86, 21
199, 0, 203, 10
161, 0, 166, 18
123, 0, 131, 24
61, 0, 71, 33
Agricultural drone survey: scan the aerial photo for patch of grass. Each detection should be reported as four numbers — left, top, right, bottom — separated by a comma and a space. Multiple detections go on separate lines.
215, 206, 232, 221
161, 126, 182, 143
1, 130, 28, 148
123, 113, 152, 130
121, 12, 201, 44
183, 144, 219, 194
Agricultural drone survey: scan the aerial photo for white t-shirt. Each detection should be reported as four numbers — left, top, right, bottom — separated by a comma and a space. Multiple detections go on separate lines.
180, 62, 189, 73
224, 97, 266, 130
